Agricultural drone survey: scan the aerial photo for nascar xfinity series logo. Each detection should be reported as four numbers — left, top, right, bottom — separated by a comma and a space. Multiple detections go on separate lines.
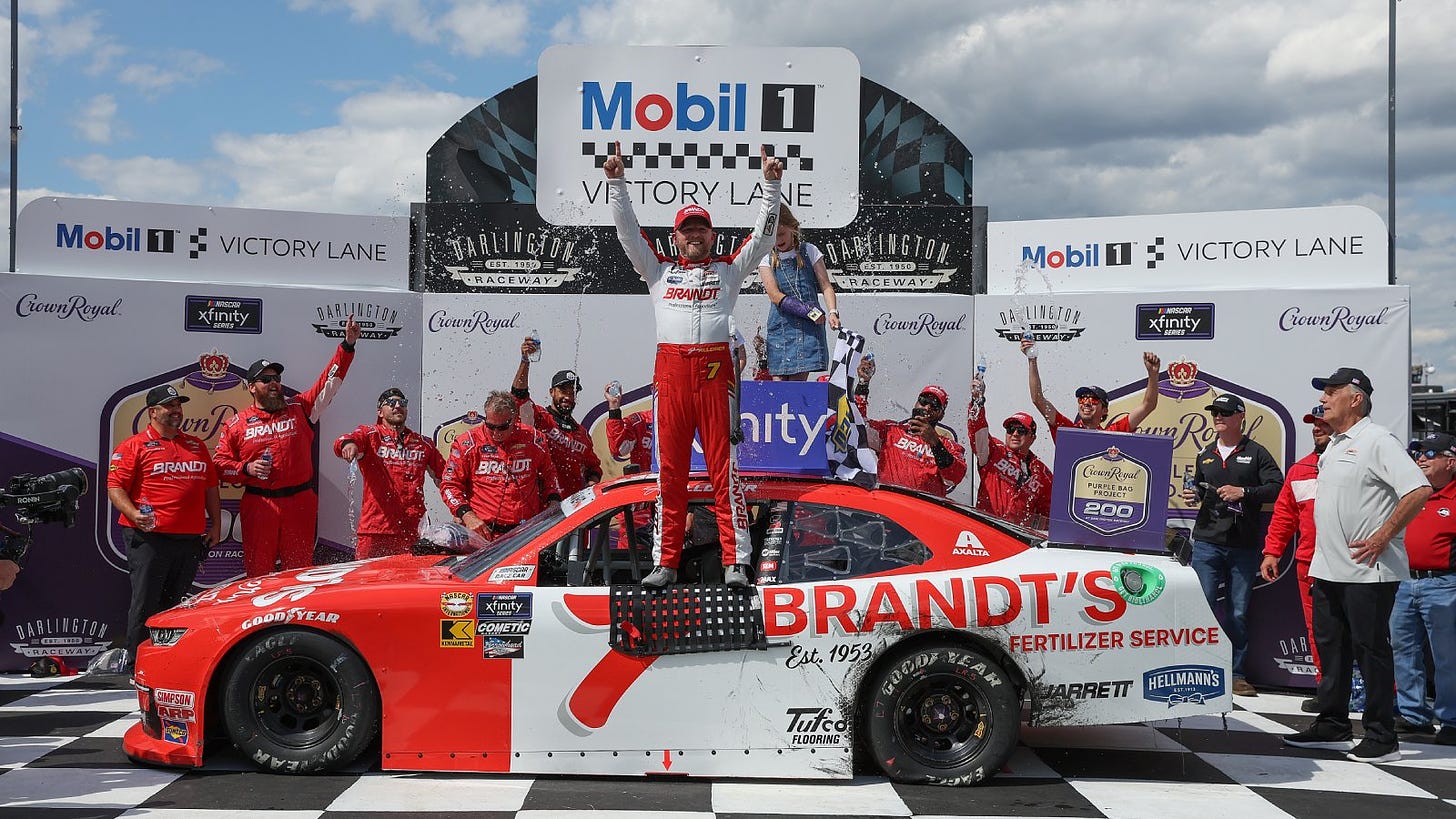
1143, 664, 1225, 707
185, 295, 262, 334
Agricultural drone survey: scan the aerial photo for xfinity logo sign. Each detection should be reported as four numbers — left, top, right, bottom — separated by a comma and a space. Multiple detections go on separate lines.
185, 295, 262, 334
1135, 304, 1214, 340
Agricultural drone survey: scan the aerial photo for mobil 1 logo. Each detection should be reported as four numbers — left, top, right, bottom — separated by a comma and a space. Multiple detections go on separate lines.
1135, 303, 1214, 341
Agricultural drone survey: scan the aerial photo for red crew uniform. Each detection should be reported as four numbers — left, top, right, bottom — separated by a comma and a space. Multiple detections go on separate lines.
519, 399, 603, 497
968, 410, 1052, 527
215, 344, 353, 577
1049, 410, 1132, 441
868, 418, 968, 498
607, 176, 780, 570
607, 409, 655, 535
333, 423, 445, 558
109, 426, 218, 534
1263, 450, 1321, 676
440, 423, 562, 540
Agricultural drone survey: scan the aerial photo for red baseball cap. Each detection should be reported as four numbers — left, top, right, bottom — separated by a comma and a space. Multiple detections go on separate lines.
673, 204, 713, 230
1003, 412, 1037, 432
919, 385, 949, 407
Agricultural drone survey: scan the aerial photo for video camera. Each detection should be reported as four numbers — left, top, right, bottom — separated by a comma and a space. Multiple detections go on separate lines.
0, 468, 89, 528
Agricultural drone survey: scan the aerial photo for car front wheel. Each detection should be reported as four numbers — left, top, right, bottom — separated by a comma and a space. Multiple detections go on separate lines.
221, 628, 379, 774
863, 641, 1020, 785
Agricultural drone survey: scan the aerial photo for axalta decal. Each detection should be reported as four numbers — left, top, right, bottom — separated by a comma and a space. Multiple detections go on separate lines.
762, 573, 1126, 638
1143, 664, 1225, 706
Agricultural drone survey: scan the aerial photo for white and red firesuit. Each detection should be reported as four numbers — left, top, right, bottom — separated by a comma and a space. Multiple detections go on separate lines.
332, 423, 446, 558
440, 422, 562, 540
518, 398, 603, 497
968, 409, 1052, 527
608, 177, 779, 570
215, 344, 353, 577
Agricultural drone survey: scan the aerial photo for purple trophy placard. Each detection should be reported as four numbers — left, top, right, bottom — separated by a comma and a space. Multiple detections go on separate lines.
1049, 428, 1173, 553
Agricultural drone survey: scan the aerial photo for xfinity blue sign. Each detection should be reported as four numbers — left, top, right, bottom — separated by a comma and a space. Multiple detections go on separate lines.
653, 381, 830, 475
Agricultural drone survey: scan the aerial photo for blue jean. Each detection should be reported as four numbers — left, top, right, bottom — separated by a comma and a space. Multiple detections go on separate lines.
1390, 574, 1456, 726
1191, 540, 1262, 679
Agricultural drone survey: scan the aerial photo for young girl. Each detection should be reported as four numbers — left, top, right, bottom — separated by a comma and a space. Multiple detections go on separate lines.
758, 205, 840, 380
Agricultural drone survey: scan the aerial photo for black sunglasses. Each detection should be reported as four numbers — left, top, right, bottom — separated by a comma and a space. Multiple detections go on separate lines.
381, 398, 408, 408
1413, 449, 1451, 460
1004, 425, 1032, 435
1210, 409, 1239, 418
251, 374, 281, 384
484, 420, 512, 431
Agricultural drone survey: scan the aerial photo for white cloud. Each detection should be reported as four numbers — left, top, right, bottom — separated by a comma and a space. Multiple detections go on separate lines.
117, 50, 224, 97
72, 94, 118, 144
291, 0, 531, 55
65, 154, 210, 204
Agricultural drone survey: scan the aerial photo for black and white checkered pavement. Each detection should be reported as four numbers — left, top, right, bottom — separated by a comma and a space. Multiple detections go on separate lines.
3, 674, 1455, 818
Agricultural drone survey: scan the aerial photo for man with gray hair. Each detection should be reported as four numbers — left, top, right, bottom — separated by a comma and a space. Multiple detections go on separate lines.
1283, 367, 1431, 763
440, 391, 561, 542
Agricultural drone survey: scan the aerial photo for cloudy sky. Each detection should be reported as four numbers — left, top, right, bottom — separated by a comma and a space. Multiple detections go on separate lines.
5, 0, 1454, 380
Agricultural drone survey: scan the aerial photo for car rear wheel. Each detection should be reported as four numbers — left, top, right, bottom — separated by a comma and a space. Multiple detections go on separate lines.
221, 628, 379, 774
863, 642, 1020, 785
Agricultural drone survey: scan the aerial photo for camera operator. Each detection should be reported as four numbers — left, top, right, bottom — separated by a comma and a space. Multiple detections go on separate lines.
106, 385, 221, 669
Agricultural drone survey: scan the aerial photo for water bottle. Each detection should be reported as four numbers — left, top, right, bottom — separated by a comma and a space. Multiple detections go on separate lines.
259, 447, 273, 482
862, 351, 876, 380
606, 380, 623, 399
976, 354, 988, 377
1349, 667, 1367, 712
1022, 330, 1038, 360
137, 497, 154, 531
1183, 473, 1198, 500
528, 329, 542, 362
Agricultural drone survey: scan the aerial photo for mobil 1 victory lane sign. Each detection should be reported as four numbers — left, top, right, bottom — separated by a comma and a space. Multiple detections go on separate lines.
536, 45, 861, 230
1049, 428, 1172, 553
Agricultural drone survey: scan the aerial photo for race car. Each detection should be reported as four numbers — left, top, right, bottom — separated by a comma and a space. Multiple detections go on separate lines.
123, 472, 1230, 785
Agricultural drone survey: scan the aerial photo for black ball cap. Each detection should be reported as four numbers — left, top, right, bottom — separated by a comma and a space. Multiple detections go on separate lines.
245, 359, 285, 382
551, 369, 581, 390
145, 384, 190, 407
1205, 393, 1246, 413
378, 387, 407, 404
1312, 366, 1373, 395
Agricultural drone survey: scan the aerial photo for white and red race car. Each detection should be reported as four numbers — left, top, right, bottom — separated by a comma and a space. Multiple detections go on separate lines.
124, 473, 1229, 785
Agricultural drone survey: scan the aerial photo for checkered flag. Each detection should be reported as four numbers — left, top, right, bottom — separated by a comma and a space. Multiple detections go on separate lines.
825, 328, 878, 488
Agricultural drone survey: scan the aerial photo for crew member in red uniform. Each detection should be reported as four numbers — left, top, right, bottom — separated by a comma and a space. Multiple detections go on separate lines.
1021, 336, 1161, 440
1261, 404, 1333, 694
852, 374, 967, 497
605, 381, 654, 545
511, 341, 602, 497
440, 391, 562, 541
215, 317, 359, 577
967, 373, 1051, 527
605, 141, 781, 589
107, 384, 221, 665
1389, 431, 1456, 743
333, 387, 445, 558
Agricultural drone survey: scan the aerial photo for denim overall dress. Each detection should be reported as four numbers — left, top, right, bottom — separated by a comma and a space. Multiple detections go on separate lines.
766, 243, 829, 375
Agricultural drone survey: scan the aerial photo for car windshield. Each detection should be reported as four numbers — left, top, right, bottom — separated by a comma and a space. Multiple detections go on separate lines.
450, 505, 566, 581
942, 499, 1047, 546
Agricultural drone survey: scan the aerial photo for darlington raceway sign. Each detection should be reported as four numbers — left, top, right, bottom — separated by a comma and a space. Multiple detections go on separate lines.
986, 205, 1387, 294
535, 45, 862, 229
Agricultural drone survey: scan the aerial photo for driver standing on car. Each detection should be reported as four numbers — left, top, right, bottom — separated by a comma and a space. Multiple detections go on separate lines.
441, 391, 562, 542
604, 141, 781, 589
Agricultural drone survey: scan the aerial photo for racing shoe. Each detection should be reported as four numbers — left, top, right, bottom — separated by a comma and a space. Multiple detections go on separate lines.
641, 565, 677, 589
1282, 726, 1355, 751
724, 564, 752, 589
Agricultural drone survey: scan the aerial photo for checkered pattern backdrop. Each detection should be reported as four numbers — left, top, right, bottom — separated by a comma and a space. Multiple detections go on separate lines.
581, 141, 813, 172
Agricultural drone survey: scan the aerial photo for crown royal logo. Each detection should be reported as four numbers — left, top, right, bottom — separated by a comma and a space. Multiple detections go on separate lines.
1166, 359, 1199, 387
198, 350, 229, 379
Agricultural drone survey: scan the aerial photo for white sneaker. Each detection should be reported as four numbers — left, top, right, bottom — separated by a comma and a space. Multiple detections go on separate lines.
724, 564, 751, 589
641, 566, 677, 588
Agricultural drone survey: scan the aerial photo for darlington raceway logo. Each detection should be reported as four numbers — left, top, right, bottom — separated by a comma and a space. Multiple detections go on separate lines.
440, 228, 585, 289
822, 231, 962, 291
311, 301, 404, 341
9, 616, 112, 661
994, 303, 1086, 343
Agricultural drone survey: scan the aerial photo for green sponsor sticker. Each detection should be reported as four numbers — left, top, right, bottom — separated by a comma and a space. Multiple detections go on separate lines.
1111, 561, 1166, 605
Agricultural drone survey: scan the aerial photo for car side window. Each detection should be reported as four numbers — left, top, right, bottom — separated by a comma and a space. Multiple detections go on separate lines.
769, 501, 930, 584
537, 503, 653, 587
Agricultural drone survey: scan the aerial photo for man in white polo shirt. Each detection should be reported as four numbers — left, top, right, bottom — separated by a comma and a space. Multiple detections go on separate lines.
1282, 367, 1431, 764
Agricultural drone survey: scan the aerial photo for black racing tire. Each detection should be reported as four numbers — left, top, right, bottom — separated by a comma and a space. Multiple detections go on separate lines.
221, 628, 379, 774
863, 641, 1020, 786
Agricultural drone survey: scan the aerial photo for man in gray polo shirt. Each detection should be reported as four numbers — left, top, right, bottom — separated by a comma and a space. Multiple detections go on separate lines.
1283, 367, 1431, 763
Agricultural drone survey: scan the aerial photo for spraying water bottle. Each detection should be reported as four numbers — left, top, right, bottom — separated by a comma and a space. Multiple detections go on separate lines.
976, 354, 988, 377
862, 351, 876, 381
528, 329, 542, 362
346, 458, 360, 551
1349, 666, 1367, 712
606, 380, 623, 399
137, 497, 154, 531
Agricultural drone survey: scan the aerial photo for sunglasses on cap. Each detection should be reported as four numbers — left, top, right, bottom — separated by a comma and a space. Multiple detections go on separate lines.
1004, 425, 1033, 436
251, 374, 281, 384
484, 420, 512, 432
380, 397, 408, 408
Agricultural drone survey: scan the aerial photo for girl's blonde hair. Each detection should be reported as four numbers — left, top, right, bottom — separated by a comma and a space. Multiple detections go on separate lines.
769, 204, 804, 271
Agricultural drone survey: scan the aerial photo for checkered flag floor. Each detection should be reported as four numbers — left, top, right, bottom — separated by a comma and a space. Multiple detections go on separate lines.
3, 673, 1455, 817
